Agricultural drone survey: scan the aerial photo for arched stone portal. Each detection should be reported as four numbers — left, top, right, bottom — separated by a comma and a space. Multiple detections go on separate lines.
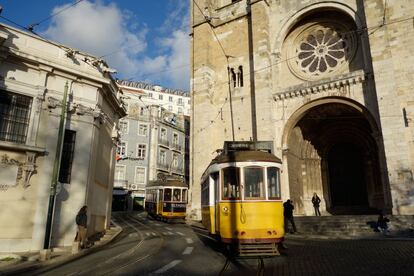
284, 101, 385, 215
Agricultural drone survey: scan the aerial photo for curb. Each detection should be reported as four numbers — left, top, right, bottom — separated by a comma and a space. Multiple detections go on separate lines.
0, 222, 123, 275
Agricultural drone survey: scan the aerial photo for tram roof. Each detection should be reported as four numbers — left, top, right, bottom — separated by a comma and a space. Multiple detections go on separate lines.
210, 150, 282, 165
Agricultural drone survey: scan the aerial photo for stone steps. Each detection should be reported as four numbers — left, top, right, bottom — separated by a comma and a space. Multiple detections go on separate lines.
292, 215, 414, 237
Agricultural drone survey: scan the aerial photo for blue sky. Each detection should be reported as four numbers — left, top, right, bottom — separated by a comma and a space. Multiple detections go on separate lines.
0, 0, 190, 90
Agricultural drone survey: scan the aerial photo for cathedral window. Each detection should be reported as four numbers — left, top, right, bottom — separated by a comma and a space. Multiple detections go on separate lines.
286, 17, 357, 81
237, 66, 243, 87
230, 66, 243, 88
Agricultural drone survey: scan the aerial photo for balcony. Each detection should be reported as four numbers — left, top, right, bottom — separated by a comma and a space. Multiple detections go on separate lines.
171, 143, 182, 152
114, 179, 128, 189
171, 166, 183, 175
157, 162, 169, 172
158, 138, 169, 148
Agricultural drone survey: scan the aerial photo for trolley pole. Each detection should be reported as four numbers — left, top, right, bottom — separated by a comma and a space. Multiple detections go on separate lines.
43, 81, 69, 249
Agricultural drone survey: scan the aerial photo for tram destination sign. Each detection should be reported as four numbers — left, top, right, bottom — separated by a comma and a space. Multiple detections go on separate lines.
224, 141, 274, 153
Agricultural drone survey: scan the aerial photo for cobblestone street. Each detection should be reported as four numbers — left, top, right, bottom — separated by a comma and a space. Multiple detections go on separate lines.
226, 237, 414, 276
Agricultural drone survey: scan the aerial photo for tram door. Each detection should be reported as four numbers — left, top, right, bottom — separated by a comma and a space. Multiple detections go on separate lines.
158, 189, 163, 215
212, 172, 220, 233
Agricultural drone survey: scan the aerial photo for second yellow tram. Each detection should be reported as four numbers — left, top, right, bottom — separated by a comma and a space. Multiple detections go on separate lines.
201, 141, 284, 256
145, 176, 188, 221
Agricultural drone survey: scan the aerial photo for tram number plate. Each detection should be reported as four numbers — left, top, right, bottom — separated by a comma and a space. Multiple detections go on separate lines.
171, 203, 186, 208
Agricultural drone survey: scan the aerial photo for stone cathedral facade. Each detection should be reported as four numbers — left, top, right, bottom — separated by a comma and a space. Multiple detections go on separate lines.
189, 0, 414, 219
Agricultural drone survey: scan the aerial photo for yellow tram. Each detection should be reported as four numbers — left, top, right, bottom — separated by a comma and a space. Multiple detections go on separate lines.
145, 176, 188, 221
201, 141, 284, 256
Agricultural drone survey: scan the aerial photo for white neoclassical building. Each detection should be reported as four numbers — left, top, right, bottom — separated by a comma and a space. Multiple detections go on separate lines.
0, 23, 126, 252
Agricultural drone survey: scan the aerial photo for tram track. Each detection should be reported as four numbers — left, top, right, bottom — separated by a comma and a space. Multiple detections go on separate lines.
218, 255, 265, 276
62, 213, 165, 276
99, 213, 166, 275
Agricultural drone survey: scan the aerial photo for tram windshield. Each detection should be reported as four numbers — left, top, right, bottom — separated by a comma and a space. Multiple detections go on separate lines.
173, 189, 181, 201
244, 166, 265, 199
222, 167, 240, 199
267, 167, 281, 199
164, 188, 172, 201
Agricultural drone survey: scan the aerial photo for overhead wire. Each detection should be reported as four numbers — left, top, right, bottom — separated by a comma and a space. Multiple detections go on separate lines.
27, 0, 86, 32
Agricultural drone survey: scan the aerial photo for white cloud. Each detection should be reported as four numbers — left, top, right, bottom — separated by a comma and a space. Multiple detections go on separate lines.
43, 1, 146, 77
43, 0, 190, 90
159, 30, 189, 89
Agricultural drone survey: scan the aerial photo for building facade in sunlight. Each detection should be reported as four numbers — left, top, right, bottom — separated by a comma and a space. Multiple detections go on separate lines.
189, 0, 414, 220
0, 24, 126, 252
115, 81, 190, 210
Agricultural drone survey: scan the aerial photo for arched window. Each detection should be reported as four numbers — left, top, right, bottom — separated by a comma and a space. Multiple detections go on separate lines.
230, 68, 236, 87
237, 65, 243, 87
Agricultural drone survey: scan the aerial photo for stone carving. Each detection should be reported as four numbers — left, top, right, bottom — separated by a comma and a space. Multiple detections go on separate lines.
0, 153, 37, 190
46, 96, 60, 109
0, 154, 20, 191
21, 152, 37, 188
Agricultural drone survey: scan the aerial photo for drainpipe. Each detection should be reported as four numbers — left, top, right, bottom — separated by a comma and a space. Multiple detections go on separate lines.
43, 81, 69, 249
247, 0, 258, 141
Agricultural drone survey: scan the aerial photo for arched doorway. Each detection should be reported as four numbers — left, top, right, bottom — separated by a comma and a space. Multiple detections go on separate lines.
327, 143, 368, 207
284, 101, 385, 215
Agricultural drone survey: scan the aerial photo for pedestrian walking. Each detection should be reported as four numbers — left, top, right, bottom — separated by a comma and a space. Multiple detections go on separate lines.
283, 199, 297, 233
75, 205, 88, 249
377, 211, 390, 235
311, 192, 321, 216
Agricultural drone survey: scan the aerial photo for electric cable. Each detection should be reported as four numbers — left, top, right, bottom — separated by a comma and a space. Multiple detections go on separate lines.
27, 0, 86, 32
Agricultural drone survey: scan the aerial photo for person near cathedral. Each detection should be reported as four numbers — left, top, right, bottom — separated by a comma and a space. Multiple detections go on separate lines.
283, 199, 297, 233
377, 211, 390, 235
311, 192, 321, 216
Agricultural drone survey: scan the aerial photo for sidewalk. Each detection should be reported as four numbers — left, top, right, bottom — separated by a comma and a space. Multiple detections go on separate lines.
0, 222, 122, 275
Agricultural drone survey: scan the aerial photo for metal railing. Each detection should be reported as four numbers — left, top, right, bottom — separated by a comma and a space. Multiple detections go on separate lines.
171, 143, 182, 152
114, 179, 128, 189
158, 138, 169, 147
171, 166, 183, 175
157, 162, 169, 171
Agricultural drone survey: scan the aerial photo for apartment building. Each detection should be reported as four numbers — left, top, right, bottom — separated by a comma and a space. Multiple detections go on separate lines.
115, 81, 190, 209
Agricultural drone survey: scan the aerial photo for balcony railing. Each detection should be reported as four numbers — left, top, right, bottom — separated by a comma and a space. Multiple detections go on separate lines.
159, 138, 169, 147
114, 179, 128, 189
171, 166, 183, 175
171, 143, 182, 152
157, 162, 169, 171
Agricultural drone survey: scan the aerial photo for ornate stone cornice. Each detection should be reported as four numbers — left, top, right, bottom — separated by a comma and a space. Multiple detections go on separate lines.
273, 70, 367, 101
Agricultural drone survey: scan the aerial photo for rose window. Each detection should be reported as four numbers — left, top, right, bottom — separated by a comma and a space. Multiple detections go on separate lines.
287, 23, 357, 80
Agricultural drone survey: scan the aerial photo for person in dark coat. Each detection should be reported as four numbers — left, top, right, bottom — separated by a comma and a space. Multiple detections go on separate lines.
283, 199, 297, 233
311, 192, 321, 216
377, 211, 390, 235
75, 205, 88, 248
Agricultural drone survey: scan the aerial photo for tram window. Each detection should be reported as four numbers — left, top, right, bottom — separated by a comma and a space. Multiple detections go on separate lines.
244, 166, 265, 199
201, 178, 209, 205
182, 189, 188, 202
173, 189, 181, 201
222, 167, 240, 200
164, 188, 172, 201
267, 167, 281, 199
